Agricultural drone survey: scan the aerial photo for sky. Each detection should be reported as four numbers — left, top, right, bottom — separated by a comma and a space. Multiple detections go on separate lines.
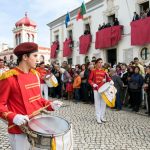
0, 0, 90, 48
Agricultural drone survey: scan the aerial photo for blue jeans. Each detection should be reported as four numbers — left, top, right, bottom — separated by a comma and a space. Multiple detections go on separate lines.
74, 88, 80, 102
116, 92, 122, 110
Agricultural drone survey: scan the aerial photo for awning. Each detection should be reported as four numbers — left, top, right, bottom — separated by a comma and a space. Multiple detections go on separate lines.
95, 25, 123, 49
131, 17, 150, 46
79, 34, 92, 54
63, 38, 72, 57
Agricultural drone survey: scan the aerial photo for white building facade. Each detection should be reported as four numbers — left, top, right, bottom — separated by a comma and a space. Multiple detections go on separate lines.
47, 0, 150, 66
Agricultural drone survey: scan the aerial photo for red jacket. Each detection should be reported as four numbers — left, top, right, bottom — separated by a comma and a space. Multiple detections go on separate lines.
0, 67, 53, 134
88, 68, 111, 90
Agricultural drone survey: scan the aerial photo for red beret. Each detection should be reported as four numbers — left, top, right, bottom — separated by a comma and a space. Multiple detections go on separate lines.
13, 42, 38, 56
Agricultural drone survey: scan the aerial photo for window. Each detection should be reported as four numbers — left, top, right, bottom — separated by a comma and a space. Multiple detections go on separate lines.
19, 34, 21, 44
85, 56, 90, 63
139, 1, 149, 12
55, 35, 59, 41
15, 34, 18, 45
32, 35, 34, 42
84, 23, 91, 35
68, 58, 72, 65
140, 47, 150, 60
108, 14, 115, 26
68, 30, 73, 39
26, 33, 30, 42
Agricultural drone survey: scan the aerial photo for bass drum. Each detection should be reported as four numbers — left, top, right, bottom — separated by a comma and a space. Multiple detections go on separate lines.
27, 114, 73, 150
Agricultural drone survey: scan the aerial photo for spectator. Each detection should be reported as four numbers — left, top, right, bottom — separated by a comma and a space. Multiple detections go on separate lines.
106, 23, 111, 28
73, 71, 81, 103
132, 12, 140, 21
80, 64, 89, 103
113, 18, 119, 26
143, 66, 150, 116
140, 10, 147, 19
128, 66, 144, 112
101, 22, 106, 29
110, 68, 123, 110
98, 24, 102, 30
147, 8, 150, 17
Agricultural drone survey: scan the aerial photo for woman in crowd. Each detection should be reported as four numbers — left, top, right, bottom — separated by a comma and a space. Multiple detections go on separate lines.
128, 66, 144, 112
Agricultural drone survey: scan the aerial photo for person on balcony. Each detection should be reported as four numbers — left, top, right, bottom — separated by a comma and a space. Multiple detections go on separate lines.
132, 12, 140, 21
113, 18, 119, 26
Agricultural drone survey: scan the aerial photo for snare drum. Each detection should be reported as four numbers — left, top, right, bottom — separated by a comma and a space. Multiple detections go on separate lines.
26, 114, 73, 150
98, 82, 117, 108
45, 74, 58, 88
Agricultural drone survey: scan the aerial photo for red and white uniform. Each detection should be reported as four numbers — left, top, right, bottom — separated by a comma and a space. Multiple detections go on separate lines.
36, 67, 49, 100
88, 69, 111, 123
0, 67, 53, 134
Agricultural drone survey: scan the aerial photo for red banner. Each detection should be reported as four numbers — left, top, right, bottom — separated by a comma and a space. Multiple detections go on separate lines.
50, 42, 59, 58
131, 17, 150, 45
79, 34, 92, 54
95, 25, 123, 49
63, 38, 72, 57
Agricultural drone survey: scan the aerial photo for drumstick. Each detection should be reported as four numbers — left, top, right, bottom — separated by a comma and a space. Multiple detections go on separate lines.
9, 104, 51, 129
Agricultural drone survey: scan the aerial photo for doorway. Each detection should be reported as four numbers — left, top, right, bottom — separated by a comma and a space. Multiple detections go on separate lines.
107, 49, 117, 67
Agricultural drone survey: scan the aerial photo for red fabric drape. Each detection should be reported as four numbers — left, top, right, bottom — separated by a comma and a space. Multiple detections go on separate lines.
63, 38, 72, 57
95, 25, 123, 49
50, 42, 59, 58
79, 34, 92, 54
131, 17, 150, 45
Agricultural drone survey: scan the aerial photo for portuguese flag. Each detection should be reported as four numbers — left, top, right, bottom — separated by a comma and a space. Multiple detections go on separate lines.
76, 2, 86, 21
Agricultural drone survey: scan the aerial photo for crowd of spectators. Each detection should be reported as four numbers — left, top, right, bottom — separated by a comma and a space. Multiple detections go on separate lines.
0, 57, 150, 116
98, 18, 119, 31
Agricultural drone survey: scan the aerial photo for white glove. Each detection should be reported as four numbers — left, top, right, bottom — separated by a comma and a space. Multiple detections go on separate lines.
51, 100, 63, 110
13, 114, 29, 126
93, 84, 98, 88
110, 80, 114, 85
102, 79, 106, 83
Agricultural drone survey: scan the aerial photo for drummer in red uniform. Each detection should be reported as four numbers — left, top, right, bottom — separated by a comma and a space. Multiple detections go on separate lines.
0, 42, 63, 150
36, 61, 49, 100
88, 58, 113, 124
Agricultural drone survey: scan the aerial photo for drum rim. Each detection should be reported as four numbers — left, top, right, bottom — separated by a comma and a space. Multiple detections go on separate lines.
28, 115, 71, 137
98, 82, 110, 93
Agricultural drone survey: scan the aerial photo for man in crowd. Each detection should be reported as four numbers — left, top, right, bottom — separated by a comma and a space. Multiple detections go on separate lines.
0, 42, 62, 150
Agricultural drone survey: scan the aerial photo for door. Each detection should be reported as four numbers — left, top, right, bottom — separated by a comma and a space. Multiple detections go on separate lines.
107, 49, 117, 67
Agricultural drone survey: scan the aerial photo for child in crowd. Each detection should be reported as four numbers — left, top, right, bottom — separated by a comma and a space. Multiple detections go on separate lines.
73, 71, 81, 103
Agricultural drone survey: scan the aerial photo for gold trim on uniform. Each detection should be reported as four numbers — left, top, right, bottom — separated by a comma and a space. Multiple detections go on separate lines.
25, 83, 39, 89
29, 95, 41, 103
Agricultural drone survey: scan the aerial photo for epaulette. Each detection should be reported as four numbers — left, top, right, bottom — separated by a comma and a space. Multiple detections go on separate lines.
0, 69, 19, 80
31, 69, 40, 76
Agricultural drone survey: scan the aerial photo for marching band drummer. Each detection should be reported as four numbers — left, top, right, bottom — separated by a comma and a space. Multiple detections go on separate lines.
88, 58, 113, 124
0, 42, 63, 150
36, 61, 49, 100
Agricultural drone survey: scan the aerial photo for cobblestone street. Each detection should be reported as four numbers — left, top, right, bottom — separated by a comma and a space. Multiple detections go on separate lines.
0, 100, 150, 150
